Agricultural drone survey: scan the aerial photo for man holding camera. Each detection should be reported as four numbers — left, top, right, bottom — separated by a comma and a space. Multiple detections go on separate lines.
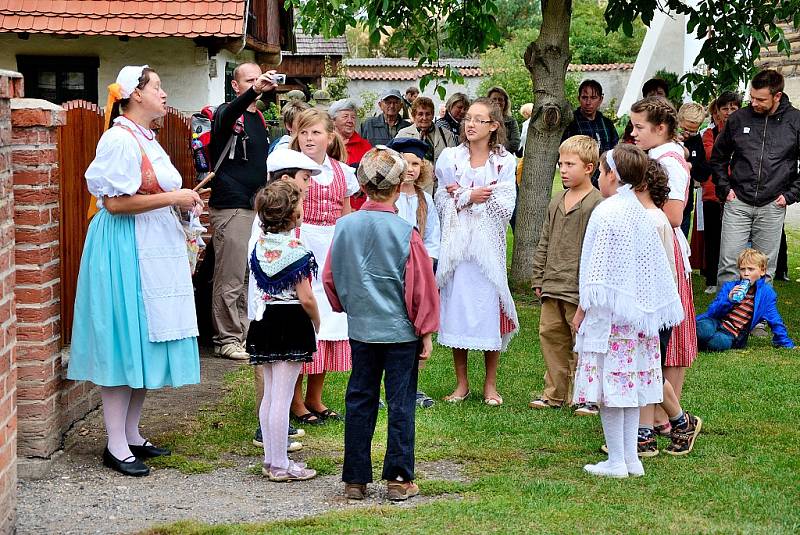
208, 62, 277, 359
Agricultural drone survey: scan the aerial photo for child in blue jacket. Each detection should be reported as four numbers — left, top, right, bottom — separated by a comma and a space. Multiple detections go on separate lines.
696, 249, 794, 351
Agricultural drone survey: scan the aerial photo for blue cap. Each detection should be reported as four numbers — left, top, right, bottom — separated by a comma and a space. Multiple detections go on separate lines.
387, 137, 428, 160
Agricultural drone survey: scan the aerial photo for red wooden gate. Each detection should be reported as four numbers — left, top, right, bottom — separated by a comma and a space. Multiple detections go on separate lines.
57, 101, 194, 345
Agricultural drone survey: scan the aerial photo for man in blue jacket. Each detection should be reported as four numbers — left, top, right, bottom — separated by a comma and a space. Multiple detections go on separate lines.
696, 249, 794, 351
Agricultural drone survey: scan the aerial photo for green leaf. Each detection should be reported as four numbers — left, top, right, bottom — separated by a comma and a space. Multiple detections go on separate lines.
621, 18, 634, 37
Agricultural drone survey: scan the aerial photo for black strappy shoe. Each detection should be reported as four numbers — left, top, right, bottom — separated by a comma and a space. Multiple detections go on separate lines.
102, 448, 149, 477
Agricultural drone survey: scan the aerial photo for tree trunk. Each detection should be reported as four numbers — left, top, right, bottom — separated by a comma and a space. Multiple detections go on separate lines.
509, 0, 573, 289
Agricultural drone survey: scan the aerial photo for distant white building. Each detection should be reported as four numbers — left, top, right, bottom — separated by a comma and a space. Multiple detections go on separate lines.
617, 7, 705, 113
344, 57, 634, 115
619, 6, 799, 111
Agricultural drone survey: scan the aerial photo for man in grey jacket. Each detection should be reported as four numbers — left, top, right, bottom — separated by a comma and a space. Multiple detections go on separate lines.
710, 69, 800, 282
360, 89, 411, 146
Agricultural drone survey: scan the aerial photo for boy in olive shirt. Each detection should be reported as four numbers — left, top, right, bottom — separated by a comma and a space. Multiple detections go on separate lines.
530, 136, 603, 415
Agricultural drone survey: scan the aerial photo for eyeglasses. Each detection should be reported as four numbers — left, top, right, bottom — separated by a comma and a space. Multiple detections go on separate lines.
463, 116, 493, 125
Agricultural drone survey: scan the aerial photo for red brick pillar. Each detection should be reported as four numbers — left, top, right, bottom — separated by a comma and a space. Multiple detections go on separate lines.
0, 69, 23, 535
10, 98, 66, 463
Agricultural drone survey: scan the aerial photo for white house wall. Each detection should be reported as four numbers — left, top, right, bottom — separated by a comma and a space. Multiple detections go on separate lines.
0, 34, 255, 113
618, 10, 687, 114
570, 69, 633, 110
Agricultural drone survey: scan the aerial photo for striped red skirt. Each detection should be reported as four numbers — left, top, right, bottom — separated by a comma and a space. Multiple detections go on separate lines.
301, 339, 352, 375
666, 237, 698, 367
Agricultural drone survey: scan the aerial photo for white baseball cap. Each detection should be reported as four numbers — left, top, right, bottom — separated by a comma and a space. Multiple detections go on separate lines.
267, 148, 322, 175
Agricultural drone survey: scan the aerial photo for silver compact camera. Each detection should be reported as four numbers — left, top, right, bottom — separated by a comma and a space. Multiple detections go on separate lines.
272, 73, 286, 85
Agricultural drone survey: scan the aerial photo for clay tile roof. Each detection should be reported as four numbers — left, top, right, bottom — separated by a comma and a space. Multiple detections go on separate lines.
284, 31, 348, 56
567, 63, 635, 72
345, 58, 635, 81
344, 58, 480, 81
0, 0, 246, 38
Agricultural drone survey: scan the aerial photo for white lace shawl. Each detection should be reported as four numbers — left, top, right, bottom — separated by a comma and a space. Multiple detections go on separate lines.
579, 185, 683, 337
434, 145, 519, 349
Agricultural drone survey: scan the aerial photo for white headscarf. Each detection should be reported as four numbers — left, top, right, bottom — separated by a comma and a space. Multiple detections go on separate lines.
114, 65, 149, 98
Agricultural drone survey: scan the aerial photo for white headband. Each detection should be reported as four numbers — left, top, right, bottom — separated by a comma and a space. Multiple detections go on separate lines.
115, 65, 149, 99
605, 149, 619, 178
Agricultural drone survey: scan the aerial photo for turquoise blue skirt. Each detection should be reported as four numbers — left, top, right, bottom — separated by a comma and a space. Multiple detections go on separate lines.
67, 210, 200, 389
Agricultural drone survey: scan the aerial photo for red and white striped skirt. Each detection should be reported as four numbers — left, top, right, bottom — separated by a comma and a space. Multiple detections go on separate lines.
301, 340, 352, 375
665, 237, 698, 367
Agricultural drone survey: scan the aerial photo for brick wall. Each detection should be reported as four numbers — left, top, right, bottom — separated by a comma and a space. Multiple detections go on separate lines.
0, 69, 23, 535
10, 97, 99, 465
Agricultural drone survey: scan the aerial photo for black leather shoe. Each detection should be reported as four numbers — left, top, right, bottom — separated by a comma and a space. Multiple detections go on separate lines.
102, 448, 150, 477
128, 441, 171, 459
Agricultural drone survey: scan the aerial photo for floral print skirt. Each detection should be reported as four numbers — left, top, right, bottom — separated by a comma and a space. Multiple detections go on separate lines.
573, 323, 663, 408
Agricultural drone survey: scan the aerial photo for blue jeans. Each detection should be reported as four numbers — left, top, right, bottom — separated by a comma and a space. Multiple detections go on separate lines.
696, 317, 735, 351
343, 339, 419, 484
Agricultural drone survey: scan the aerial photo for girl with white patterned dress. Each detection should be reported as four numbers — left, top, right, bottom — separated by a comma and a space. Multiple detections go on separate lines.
67, 66, 202, 477
289, 109, 359, 424
434, 98, 518, 407
572, 145, 683, 478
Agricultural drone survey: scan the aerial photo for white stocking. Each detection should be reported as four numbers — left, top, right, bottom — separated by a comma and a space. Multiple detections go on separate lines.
258, 365, 273, 465
262, 361, 303, 470
623, 407, 641, 464
125, 388, 147, 446
101, 386, 133, 460
599, 405, 625, 466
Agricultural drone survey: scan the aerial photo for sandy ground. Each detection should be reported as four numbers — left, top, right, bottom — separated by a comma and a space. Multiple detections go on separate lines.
17, 352, 466, 535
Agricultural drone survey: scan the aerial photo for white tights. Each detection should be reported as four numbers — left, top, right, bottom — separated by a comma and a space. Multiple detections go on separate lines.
259, 361, 303, 470
599, 405, 640, 465
101, 386, 148, 460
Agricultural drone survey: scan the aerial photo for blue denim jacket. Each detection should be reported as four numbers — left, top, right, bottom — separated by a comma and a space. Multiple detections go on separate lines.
696, 278, 795, 348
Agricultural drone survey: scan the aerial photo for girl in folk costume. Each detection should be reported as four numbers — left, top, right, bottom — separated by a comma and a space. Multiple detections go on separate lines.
289, 109, 359, 424
388, 137, 442, 409
388, 137, 441, 265
247, 181, 319, 482
67, 66, 203, 476
572, 146, 683, 478
629, 97, 699, 453
435, 98, 519, 407
249, 148, 322, 451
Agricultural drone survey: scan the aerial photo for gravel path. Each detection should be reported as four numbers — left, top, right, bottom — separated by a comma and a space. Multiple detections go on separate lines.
17, 353, 466, 534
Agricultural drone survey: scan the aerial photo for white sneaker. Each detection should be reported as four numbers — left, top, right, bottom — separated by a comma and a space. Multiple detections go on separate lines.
266, 461, 316, 482
583, 460, 628, 478
626, 459, 645, 477
704, 285, 718, 294
215, 342, 249, 360
287, 440, 303, 453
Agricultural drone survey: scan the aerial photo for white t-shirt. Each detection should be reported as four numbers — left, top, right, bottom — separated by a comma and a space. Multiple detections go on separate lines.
650, 142, 691, 274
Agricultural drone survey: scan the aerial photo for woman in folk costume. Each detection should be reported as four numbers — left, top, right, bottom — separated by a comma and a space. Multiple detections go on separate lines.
435, 98, 519, 407
572, 146, 683, 478
289, 109, 359, 424
67, 66, 203, 477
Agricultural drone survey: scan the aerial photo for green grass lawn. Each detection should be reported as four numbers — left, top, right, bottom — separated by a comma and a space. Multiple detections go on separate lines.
145, 231, 800, 534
